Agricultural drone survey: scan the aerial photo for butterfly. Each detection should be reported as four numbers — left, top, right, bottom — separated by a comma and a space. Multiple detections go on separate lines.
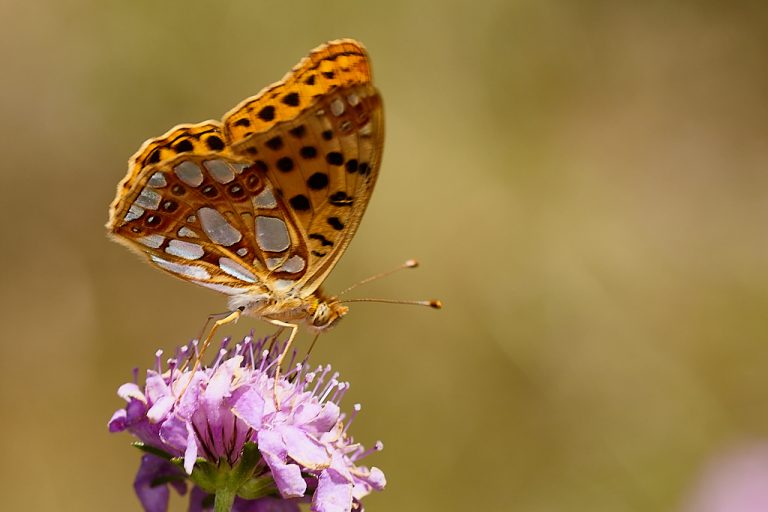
107, 39, 387, 351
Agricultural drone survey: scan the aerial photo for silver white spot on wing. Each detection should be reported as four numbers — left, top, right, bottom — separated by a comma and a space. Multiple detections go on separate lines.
219, 258, 257, 283
147, 172, 167, 188
151, 255, 210, 280
347, 93, 360, 106
255, 216, 290, 252
137, 234, 165, 248
236, 247, 248, 257
174, 161, 204, 187
177, 226, 198, 238
231, 163, 248, 174
278, 255, 305, 274
198, 207, 242, 247
193, 281, 247, 295
330, 98, 345, 116
204, 160, 235, 184
187, 215, 196, 223
165, 240, 205, 260
265, 257, 282, 271
135, 188, 162, 210
252, 188, 277, 209
124, 204, 144, 222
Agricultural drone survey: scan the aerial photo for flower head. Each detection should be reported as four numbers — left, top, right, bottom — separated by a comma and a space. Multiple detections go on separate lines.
110, 335, 385, 512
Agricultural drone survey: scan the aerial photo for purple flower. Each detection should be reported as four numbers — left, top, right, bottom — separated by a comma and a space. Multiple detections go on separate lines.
110, 336, 385, 512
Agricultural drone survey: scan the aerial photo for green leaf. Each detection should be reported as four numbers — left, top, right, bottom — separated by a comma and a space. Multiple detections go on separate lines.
132, 442, 174, 461
150, 474, 187, 487
237, 474, 278, 500
230, 442, 261, 485
188, 459, 225, 493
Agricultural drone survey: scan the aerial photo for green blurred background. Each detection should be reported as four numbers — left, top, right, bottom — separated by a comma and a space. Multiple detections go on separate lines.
1, 1, 767, 510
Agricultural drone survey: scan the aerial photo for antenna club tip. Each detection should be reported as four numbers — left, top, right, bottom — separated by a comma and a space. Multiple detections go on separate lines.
429, 299, 443, 309
404, 259, 419, 268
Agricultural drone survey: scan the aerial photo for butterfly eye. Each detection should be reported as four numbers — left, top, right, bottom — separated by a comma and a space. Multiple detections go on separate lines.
310, 304, 331, 327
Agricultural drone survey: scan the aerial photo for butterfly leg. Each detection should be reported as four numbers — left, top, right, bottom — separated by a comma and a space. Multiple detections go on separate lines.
180, 310, 240, 372
264, 319, 298, 407
266, 326, 286, 353
177, 308, 242, 399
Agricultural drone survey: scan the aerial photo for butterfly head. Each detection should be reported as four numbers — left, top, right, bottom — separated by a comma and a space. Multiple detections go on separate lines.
306, 297, 349, 332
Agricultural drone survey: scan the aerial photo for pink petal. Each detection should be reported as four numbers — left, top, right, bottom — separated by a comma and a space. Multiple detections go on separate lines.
328, 452, 353, 481
147, 395, 174, 423
262, 451, 307, 498
174, 372, 207, 416
108, 409, 127, 432
231, 386, 265, 429
258, 429, 287, 458
145, 374, 171, 404
351, 466, 386, 500
281, 425, 330, 469
159, 415, 188, 452
319, 423, 346, 448
313, 469, 353, 512
205, 356, 242, 402
304, 403, 340, 433
117, 382, 145, 402
294, 402, 323, 424
183, 423, 198, 474
366, 467, 386, 490
258, 430, 307, 498
125, 398, 148, 424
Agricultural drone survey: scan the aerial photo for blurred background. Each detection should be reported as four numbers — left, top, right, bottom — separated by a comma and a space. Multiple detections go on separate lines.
1, 1, 767, 510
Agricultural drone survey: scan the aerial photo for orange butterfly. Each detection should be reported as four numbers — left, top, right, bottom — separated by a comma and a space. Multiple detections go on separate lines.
108, 40, 438, 365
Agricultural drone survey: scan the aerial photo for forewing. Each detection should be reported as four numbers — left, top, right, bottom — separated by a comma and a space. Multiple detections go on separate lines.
107, 123, 310, 296
222, 40, 384, 297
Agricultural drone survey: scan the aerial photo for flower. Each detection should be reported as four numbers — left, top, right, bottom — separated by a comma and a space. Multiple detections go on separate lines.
109, 335, 386, 512
682, 442, 768, 512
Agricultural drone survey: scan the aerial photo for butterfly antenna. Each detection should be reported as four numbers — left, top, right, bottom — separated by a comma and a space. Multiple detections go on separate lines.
339, 297, 443, 309
337, 259, 420, 297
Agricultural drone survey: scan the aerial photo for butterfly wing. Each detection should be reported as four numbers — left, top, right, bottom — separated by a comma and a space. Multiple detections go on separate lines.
108, 39, 382, 300
107, 123, 311, 297
222, 40, 384, 298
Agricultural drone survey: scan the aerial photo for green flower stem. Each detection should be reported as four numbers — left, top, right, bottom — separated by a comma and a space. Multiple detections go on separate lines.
187, 443, 275, 510
214, 487, 237, 512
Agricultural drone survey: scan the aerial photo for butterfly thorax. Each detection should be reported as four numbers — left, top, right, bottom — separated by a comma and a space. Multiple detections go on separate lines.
230, 288, 348, 333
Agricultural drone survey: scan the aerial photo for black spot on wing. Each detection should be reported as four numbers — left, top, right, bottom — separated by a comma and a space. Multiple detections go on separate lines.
258, 106, 275, 122
309, 233, 333, 247
327, 217, 344, 230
